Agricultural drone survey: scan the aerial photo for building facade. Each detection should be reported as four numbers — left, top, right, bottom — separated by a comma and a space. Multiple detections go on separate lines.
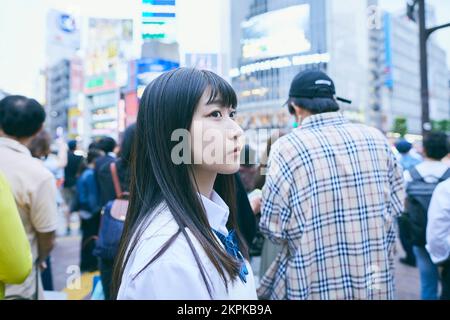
379, 11, 449, 135
230, 0, 450, 139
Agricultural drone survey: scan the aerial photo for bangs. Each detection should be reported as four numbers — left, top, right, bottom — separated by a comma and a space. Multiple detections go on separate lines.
201, 70, 238, 109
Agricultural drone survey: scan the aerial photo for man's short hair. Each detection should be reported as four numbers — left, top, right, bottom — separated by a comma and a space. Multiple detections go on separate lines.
287, 97, 340, 115
0, 95, 46, 138
423, 131, 449, 160
68, 140, 77, 151
98, 137, 117, 154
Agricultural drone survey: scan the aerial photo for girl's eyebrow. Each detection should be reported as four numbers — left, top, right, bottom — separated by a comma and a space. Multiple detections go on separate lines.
206, 98, 225, 106
205, 99, 236, 110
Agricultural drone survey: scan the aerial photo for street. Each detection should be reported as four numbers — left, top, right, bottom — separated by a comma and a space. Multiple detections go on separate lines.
48, 216, 421, 300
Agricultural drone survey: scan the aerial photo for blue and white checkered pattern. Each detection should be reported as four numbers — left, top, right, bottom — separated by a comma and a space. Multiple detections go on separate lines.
258, 112, 404, 300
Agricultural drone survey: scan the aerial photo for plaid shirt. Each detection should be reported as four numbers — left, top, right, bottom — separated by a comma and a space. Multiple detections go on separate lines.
258, 112, 404, 300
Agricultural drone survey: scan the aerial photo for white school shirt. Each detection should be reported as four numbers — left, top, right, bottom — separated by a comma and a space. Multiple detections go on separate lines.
117, 191, 257, 300
426, 179, 450, 263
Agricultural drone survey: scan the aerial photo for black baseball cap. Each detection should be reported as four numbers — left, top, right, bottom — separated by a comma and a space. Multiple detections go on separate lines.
284, 70, 351, 106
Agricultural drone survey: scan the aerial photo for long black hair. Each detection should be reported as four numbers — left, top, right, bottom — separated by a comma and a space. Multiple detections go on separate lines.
111, 68, 248, 299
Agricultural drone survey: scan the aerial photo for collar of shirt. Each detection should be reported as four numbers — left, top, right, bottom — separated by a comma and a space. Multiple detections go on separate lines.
199, 190, 230, 236
300, 111, 348, 130
0, 137, 32, 156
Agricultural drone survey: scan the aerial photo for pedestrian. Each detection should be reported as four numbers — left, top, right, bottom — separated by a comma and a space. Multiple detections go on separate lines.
95, 123, 135, 299
76, 149, 103, 272
112, 68, 257, 299
62, 140, 83, 235
395, 138, 422, 267
0, 95, 57, 300
95, 137, 117, 183
258, 70, 404, 300
405, 131, 450, 300
239, 145, 258, 193
28, 129, 65, 291
427, 178, 450, 300
395, 138, 423, 171
0, 171, 32, 300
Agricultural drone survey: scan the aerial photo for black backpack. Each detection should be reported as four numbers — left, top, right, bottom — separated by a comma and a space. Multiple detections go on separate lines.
405, 166, 450, 247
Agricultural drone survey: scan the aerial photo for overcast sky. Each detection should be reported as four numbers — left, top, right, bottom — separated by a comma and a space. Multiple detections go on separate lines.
0, 0, 449, 97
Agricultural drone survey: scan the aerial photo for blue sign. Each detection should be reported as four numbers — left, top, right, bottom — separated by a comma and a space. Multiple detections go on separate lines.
136, 59, 179, 86
383, 13, 394, 89
59, 14, 76, 33
138, 59, 178, 73
143, 0, 175, 5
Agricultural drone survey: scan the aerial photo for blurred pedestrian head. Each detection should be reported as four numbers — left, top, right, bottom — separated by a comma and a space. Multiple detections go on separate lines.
423, 131, 449, 161
119, 123, 136, 166
68, 139, 77, 151
77, 149, 103, 177
0, 95, 46, 139
87, 149, 103, 165
98, 137, 117, 154
395, 139, 413, 154
28, 130, 51, 159
88, 140, 101, 151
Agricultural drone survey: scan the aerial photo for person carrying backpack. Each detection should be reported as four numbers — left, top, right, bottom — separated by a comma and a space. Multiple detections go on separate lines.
405, 131, 450, 300
94, 124, 135, 300
76, 149, 103, 272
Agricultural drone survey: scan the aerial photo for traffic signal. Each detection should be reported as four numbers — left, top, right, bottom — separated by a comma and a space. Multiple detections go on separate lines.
407, 0, 417, 22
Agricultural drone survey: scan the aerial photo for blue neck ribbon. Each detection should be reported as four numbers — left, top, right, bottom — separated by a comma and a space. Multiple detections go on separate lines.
212, 229, 248, 283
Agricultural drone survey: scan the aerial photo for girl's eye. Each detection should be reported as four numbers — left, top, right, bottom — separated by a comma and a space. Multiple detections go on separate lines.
209, 111, 222, 118
230, 111, 237, 119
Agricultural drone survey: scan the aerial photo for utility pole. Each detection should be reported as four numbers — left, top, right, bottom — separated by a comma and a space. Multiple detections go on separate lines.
408, 0, 450, 138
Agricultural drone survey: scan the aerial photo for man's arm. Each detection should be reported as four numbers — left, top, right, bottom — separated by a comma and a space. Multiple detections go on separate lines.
259, 140, 298, 244
36, 231, 56, 267
30, 176, 58, 268
388, 146, 405, 217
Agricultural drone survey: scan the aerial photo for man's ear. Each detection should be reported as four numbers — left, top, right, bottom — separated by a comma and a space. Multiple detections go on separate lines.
290, 103, 302, 117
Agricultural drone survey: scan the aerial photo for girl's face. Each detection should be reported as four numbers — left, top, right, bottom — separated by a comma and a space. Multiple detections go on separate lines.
189, 89, 244, 175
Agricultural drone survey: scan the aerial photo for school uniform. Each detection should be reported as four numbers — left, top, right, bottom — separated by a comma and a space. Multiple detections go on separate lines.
117, 191, 257, 300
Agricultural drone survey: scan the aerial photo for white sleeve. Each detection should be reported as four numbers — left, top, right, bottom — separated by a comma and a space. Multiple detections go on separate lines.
122, 259, 212, 300
426, 181, 450, 264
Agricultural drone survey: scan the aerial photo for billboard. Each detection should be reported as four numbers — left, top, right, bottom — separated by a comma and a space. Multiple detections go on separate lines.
46, 9, 81, 66
136, 58, 179, 97
241, 4, 311, 61
85, 18, 133, 79
141, 0, 177, 43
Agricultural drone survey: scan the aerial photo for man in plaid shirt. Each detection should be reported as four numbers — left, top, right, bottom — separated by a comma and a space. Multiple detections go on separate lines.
258, 70, 404, 300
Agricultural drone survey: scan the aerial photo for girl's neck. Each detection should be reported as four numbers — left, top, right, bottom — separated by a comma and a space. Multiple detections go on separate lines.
192, 165, 217, 199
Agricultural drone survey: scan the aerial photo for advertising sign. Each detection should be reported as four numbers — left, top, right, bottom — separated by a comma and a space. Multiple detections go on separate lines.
241, 4, 311, 61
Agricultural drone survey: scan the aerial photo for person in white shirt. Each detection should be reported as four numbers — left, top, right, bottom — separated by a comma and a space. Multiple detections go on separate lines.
404, 131, 449, 300
427, 178, 450, 300
112, 68, 257, 300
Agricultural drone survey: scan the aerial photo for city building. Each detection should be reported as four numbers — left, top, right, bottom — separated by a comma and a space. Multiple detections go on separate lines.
230, 0, 371, 151
378, 10, 449, 135
230, 0, 450, 141
46, 59, 71, 137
